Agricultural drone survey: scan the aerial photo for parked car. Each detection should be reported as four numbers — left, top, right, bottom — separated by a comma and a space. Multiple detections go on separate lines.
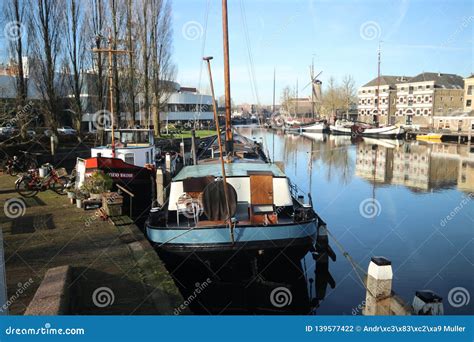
57, 126, 77, 135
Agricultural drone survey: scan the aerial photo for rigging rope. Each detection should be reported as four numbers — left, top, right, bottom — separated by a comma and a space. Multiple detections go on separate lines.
194, 0, 211, 128
239, 0, 261, 107
322, 225, 376, 297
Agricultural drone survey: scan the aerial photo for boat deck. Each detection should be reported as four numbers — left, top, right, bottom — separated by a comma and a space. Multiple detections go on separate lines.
169, 202, 296, 229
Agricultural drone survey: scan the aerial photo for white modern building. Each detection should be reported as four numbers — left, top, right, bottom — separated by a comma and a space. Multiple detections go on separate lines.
161, 85, 214, 123
80, 80, 214, 131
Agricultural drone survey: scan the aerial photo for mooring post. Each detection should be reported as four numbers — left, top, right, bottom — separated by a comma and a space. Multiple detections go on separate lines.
180, 142, 185, 166
364, 256, 393, 315
156, 169, 165, 207
50, 135, 57, 156
412, 290, 444, 315
165, 153, 171, 174
191, 129, 198, 165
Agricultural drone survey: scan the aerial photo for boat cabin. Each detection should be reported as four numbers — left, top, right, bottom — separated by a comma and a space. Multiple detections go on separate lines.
164, 162, 310, 228
90, 129, 156, 167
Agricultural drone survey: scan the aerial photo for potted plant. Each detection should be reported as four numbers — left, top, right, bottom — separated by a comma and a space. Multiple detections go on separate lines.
75, 190, 87, 209
81, 171, 113, 200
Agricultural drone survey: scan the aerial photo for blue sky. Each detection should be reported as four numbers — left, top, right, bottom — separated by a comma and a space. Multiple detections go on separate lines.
173, 0, 473, 104
0, 0, 471, 105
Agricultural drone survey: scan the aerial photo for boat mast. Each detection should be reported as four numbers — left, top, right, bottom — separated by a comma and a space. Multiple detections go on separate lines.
272, 67, 276, 114
92, 33, 128, 157
222, 0, 233, 155
204, 56, 234, 243
375, 42, 381, 126
310, 58, 315, 120
296, 78, 299, 118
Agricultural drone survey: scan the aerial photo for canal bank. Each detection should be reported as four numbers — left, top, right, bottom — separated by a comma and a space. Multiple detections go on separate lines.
0, 174, 184, 315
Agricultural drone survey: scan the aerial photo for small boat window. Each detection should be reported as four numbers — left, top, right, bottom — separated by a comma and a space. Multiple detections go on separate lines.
124, 153, 135, 165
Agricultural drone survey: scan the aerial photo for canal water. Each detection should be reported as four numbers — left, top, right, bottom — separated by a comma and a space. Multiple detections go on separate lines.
163, 126, 474, 315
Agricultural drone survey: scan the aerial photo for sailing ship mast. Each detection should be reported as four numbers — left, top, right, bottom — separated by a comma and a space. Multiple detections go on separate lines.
222, 0, 233, 155
310, 58, 315, 119
92, 34, 129, 158
375, 42, 381, 126
272, 67, 276, 114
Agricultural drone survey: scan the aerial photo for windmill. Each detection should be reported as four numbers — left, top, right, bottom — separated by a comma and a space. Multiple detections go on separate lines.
301, 57, 323, 119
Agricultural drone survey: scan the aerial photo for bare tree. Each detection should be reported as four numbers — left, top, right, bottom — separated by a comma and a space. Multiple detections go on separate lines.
136, 0, 151, 128
64, 0, 86, 138
341, 74, 356, 119
322, 77, 344, 119
150, 0, 175, 137
3, 0, 31, 139
30, 0, 65, 135
123, 0, 138, 127
280, 85, 295, 115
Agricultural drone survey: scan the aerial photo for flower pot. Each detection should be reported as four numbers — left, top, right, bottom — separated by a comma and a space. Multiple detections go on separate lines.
76, 199, 83, 209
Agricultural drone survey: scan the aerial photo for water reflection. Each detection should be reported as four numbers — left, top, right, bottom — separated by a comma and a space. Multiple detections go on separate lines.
236, 126, 473, 315
240, 126, 474, 193
357, 139, 474, 192
160, 249, 336, 315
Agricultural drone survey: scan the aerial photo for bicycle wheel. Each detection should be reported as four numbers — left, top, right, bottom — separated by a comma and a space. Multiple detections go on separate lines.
15, 177, 39, 197
26, 159, 38, 170
6, 163, 18, 176
51, 176, 68, 195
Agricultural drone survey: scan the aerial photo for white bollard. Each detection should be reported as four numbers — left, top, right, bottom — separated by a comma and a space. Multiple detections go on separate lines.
412, 290, 444, 315
156, 169, 165, 207
165, 153, 171, 174
367, 256, 393, 299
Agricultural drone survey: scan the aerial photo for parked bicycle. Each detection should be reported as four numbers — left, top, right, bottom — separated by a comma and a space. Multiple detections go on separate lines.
5, 150, 40, 176
15, 164, 69, 197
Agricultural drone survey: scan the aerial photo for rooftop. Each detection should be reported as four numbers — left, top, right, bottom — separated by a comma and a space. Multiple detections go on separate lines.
173, 162, 286, 181
409, 72, 464, 89
362, 75, 411, 88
